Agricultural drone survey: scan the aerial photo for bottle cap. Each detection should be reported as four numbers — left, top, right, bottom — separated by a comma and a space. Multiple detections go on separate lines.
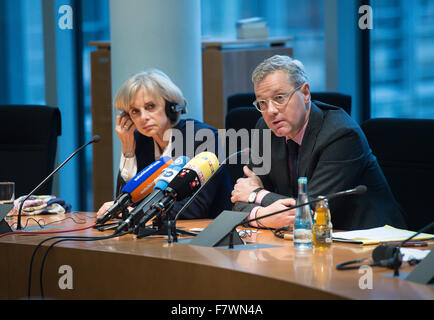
297, 177, 307, 184
316, 195, 327, 205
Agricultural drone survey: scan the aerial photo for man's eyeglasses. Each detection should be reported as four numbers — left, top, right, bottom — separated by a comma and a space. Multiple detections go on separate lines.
253, 84, 304, 112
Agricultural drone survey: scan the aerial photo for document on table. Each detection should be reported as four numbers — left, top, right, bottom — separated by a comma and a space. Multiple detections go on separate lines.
399, 248, 431, 262
332, 225, 434, 245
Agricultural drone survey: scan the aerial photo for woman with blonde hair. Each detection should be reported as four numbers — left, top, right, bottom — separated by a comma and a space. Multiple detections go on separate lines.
97, 69, 232, 220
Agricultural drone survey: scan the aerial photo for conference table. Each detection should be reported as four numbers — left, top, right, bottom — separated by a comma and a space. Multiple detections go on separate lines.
0, 212, 433, 300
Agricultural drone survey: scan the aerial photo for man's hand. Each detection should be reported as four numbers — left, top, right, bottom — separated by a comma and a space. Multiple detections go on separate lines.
231, 166, 264, 203
253, 198, 296, 229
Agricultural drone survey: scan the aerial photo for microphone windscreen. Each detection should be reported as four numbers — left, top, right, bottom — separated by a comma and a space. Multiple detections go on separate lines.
123, 156, 173, 203
354, 185, 367, 195
154, 156, 190, 191
92, 135, 101, 143
183, 152, 219, 184
167, 168, 201, 201
166, 152, 219, 201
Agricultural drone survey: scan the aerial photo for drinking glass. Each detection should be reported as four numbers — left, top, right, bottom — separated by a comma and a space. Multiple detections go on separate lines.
0, 182, 15, 204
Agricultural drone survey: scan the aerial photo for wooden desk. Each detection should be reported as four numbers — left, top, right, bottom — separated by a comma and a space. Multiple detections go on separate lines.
0, 213, 433, 300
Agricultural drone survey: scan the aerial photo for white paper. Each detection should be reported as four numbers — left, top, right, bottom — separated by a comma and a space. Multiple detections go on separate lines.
400, 248, 431, 262
333, 225, 434, 244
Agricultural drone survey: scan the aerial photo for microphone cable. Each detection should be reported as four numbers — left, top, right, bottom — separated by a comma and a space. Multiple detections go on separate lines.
27, 230, 132, 299
10, 217, 49, 230
23, 211, 122, 299
0, 223, 96, 239
6, 212, 90, 232
273, 225, 292, 239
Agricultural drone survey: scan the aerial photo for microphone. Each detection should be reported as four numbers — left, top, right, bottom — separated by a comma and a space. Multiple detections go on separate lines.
241, 185, 367, 228
95, 156, 173, 225
16, 135, 101, 230
122, 156, 173, 204
135, 152, 220, 230
173, 148, 250, 223
113, 156, 190, 234
326, 185, 367, 200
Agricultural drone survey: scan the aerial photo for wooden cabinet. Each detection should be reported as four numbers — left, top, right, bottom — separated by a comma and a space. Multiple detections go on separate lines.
89, 41, 114, 211
202, 37, 293, 129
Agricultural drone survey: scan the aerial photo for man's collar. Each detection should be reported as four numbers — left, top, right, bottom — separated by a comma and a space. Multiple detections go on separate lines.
285, 119, 309, 146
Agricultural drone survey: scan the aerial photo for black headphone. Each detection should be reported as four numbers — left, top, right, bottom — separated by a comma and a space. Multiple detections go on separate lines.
337, 221, 434, 275
165, 100, 187, 123
336, 245, 402, 271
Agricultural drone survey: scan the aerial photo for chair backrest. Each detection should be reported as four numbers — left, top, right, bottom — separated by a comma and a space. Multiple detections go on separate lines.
311, 92, 352, 116
224, 92, 352, 185
227, 93, 256, 112
361, 118, 434, 231
0, 105, 61, 198
225, 107, 262, 132
224, 107, 262, 186
226, 91, 352, 115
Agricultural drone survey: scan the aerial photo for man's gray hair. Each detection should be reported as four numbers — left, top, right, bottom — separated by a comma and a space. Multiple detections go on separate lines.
252, 55, 309, 87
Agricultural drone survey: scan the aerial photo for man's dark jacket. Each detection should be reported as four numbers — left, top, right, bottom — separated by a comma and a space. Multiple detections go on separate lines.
233, 102, 407, 230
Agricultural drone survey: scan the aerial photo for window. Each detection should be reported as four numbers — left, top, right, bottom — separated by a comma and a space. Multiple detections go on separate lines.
0, 0, 45, 105
0, 0, 110, 212
370, 0, 434, 118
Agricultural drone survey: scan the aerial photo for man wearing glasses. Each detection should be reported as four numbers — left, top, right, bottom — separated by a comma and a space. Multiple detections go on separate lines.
231, 55, 407, 231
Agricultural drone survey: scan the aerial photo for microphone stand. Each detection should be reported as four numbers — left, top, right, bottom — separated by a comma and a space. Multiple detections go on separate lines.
391, 221, 434, 277
134, 196, 197, 239
170, 165, 225, 243
16, 136, 100, 230
134, 197, 175, 238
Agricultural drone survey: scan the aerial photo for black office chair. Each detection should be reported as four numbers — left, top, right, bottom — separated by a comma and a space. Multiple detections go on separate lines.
225, 92, 352, 185
227, 91, 352, 116
0, 105, 61, 198
361, 118, 434, 231
224, 107, 262, 186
